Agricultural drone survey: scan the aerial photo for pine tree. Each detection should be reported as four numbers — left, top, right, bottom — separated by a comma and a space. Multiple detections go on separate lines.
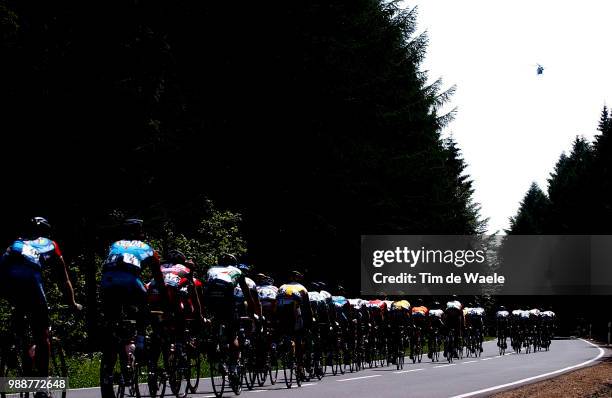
508, 183, 550, 234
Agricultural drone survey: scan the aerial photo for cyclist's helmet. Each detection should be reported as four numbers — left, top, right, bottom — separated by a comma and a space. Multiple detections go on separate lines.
166, 249, 187, 264
432, 301, 441, 309
122, 218, 144, 240
27, 216, 52, 238
415, 298, 424, 307
289, 270, 304, 283
218, 253, 238, 266
499, 305, 506, 311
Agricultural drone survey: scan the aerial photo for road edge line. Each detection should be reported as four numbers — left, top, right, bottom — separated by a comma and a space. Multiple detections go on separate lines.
448, 339, 606, 398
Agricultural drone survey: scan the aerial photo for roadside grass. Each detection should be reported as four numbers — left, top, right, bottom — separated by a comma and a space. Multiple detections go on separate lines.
65, 353, 101, 389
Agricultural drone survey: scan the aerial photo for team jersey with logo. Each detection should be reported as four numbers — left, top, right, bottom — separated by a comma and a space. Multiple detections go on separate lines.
234, 276, 256, 298
429, 309, 444, 318
318, 290, 332, 304
367, 299, 387, 310
541, 310, 555, 319
206, 266, 242, 286
257, 285, 278, 300
103, 240, 156, 274
3, 237, 61, 270
308, 291, 324, 303
411, 306, 429, 316
160, 263, 192, 288
446, 300, 462, 311
391, 300, 410, 311
278, 282, 307, 300
467, 307, 485, 316
496, 310, 510, 318
332, 295, 348, 308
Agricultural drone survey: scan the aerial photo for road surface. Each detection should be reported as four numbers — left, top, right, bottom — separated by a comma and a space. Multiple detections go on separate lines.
67, 338, 606, 398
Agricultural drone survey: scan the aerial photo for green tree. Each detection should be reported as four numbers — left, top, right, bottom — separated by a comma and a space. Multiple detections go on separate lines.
508, 182, 549, 234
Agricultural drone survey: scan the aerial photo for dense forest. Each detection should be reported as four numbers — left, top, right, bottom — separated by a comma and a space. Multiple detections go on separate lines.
507, 107, 612, 339
509, 107, 612, 234
1, 0, 485, 346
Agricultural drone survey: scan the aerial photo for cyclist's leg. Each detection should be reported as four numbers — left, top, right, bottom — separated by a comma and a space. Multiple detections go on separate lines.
30, 285, 50, 377
100, 274, 122, 396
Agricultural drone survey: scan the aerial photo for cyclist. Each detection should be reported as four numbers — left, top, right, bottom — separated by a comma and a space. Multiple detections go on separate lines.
234, 264, 263, 333
496, 305, 510, 351
410, 298, 428, 360
255, 273, 278, 327
443, 296, 463, 359
465, 302, 485, 353
428, 301, 444, 359
255, 273, 279, 368
99, 218, 163, 398
388, 300, 410, 364
277, 271, 313, 380
0, 217, 81, 395
146, 250, 206, 368
528, 308, 542, 350
147, 250, 204, 322
540, 308, 555, 349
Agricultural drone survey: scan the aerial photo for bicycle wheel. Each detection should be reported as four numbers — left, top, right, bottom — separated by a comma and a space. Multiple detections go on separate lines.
209, 354, 226, 398
186, 343, 201, 393
138, 358, 166, 398
49, 338, 67, 398
256, 351, 268, 387
240, 342, 256, 390
269, 346, 279, 385
281, 344, 294, 389
165, 343, 186, 398
230, 361, 243, 395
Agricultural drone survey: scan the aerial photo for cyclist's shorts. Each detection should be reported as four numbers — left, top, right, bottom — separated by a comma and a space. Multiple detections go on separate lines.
277, 297, 303, 334
0, 264, 49, 329
101, 270, 147, 301
204, 279, 236, 323
444, 309, 462, 330
261, 298, 277, 320
466, 314, 483, 328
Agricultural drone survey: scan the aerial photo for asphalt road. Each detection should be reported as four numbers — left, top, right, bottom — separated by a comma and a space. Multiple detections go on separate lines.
65, 338, 606, 398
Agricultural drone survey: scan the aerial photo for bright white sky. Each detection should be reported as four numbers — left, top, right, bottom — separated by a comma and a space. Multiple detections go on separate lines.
406, 0, 612, 233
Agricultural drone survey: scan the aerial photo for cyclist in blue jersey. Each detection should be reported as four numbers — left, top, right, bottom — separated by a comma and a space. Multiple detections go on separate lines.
99, 218, 164, 398
0, 217, 80, 389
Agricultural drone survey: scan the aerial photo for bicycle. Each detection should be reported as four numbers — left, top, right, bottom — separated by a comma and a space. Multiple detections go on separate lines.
206, 320, 243, 398
278, 334, 300, 389
428, 327, 441, 362
410, 326, 423, 364
0, 305, 69, 398
102, 304, 146, 398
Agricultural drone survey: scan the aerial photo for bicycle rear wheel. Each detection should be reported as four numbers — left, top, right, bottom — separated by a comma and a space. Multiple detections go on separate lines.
282, 349, 294, 389
209, 355, 226, 398
49, 338, 67, 398
186, 344, 201, 393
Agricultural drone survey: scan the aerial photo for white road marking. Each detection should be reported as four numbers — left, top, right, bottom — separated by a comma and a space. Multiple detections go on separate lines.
461, 360, 478, 364
394, 368, 424, 374
480, 357, 493, 361
337, 375, 381, 382
434, 363, 456, 368
449, 339, 606, 398
301, 383, 317, 387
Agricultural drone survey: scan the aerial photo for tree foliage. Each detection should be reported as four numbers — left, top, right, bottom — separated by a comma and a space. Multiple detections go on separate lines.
0, 0, 484, 322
